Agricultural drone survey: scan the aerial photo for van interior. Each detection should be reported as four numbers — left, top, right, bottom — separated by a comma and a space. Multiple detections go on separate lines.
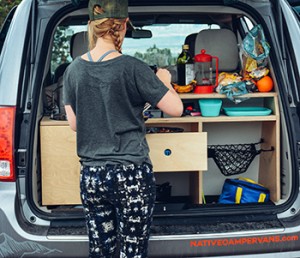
33, 3, 292, 231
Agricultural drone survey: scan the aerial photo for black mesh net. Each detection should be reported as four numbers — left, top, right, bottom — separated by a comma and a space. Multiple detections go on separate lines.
208, 139, 274, 176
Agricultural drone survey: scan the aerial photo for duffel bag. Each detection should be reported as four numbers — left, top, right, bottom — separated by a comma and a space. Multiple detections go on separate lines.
218, 177, 270, 204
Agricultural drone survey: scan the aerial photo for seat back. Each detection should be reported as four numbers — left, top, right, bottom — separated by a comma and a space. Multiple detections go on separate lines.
70, 31, 89, 61
194, 29, 239, 72
184, 33, 197, 57
47, 31, 88, 116
52, 31, 88, 83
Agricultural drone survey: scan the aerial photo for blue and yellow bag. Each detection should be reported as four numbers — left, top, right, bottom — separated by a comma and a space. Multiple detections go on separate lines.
218, 177, 270, 204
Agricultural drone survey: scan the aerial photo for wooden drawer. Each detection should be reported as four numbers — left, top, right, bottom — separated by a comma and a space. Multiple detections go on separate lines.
146, 132, 207, 172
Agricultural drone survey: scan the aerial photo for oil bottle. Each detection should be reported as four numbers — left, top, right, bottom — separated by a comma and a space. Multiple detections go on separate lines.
177, 44, 194, 85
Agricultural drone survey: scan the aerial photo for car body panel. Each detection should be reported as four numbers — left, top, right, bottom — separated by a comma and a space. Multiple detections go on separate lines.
2, 0, 300, 257
0, 0, 32, 106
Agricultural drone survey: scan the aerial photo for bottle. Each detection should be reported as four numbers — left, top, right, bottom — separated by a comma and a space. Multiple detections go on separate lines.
177, 44, 194, 85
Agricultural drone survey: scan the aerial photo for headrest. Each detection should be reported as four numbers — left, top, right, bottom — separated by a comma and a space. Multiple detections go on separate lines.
194, 29, 239, 72
184, 33, 198, 57
70, 31, 89, 59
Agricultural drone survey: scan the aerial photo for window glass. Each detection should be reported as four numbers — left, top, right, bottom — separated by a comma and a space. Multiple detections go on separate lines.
50, 23, 220, 75
51, 25, 86, 74
123, 24, 219, 66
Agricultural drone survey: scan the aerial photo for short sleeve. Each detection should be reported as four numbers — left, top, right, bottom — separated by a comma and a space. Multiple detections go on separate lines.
133, 61, 169, 107
63, 66, 76, 113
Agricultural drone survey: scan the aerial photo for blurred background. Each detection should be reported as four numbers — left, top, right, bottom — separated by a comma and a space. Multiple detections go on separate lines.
0, 0, 21, 28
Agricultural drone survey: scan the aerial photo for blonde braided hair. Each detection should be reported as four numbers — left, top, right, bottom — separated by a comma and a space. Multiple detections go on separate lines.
88, 5, 126, 51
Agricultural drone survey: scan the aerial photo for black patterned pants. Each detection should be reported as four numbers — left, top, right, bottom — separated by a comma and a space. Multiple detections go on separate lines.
80, 163, 156, 258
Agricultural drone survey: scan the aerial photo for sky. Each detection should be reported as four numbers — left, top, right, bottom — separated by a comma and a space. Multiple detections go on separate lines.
122, 24, 217, 57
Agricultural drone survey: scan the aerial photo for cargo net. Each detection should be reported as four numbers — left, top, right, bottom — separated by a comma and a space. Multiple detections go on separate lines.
208, 139, 274, 176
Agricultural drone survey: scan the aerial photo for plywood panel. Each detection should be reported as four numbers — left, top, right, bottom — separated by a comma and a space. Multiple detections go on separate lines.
147, 132, 207, 172
40, 120, 206, 205
259, 121, 280, 202
40, 126, 80, 205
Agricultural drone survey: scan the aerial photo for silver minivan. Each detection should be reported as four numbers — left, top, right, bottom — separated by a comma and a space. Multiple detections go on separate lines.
1, 0, 300, 257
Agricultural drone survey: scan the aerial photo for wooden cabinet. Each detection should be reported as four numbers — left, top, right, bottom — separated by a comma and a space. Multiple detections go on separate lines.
40, 118, 207, 205
40, 92, 280, 205
179, 92, 280, 202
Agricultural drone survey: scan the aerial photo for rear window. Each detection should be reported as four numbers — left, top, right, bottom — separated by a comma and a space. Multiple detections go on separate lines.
50, 23, 219, 75
123, 24, 219, 66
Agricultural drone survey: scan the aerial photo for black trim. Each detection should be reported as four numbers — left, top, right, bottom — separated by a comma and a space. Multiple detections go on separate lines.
26, 1, 87, 221
287, 0, 300, 6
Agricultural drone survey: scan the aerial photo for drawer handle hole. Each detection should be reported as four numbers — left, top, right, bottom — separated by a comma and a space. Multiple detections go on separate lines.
164, 149, 172, 156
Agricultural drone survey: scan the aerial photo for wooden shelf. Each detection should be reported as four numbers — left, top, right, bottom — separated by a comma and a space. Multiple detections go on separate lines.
199, 115, 277, 122
40, 90, 280, 205
146, 115, 277, 123
146, 117, 201, 124
40, 116, 68, 126
178, 92, 278, 99
42, 114, 277, 126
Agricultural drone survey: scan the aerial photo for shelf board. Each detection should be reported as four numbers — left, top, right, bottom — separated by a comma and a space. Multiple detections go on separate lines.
199, 114, 277, 122
178, 92, 278, 99
42, 113, 277, 127
146, 115, 277, 123
40, 116, 69, 126
146, 116, 201, 124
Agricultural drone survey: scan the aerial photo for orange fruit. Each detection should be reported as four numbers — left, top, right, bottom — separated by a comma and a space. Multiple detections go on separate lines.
256, 76, 273, 92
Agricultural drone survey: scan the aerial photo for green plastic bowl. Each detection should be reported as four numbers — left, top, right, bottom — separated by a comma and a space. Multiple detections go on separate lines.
199, 99, 222, 117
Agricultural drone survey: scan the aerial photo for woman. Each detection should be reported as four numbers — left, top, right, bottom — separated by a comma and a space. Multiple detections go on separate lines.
63, 0, 183, 257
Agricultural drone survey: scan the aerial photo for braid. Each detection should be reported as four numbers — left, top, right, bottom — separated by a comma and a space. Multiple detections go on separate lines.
110, 22, 123, 52
88, 18, 126, 51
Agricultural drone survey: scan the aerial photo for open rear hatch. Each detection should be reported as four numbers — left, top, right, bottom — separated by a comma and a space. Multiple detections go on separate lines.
28, 0, 297, 237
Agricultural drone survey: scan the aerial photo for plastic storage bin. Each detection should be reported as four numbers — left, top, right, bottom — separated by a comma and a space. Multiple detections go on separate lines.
199, 99, 222, 117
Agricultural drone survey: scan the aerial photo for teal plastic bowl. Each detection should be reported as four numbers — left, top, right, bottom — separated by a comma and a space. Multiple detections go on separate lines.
199, 99, 222, 117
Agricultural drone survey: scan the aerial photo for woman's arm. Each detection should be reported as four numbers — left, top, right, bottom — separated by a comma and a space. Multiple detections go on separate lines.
155, 69, 183, 117
65, 105, 77, 131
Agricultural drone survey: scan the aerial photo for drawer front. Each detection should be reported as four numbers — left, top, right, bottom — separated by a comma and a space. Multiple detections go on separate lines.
146, 132, 207, 172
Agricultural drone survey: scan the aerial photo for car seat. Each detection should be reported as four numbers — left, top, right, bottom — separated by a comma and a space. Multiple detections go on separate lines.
45, 31, 88, 116
52, 31, 88, 83
194, 28, 239, 72
184, 32, 197, 57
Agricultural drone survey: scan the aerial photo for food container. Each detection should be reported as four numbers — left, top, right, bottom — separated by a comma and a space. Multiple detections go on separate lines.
199, 99, 222, 117
194, 85, 214, 94
223, 107, 272, 116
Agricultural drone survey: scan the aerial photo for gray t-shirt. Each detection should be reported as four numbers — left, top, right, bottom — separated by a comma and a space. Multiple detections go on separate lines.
63, 55, 169, 166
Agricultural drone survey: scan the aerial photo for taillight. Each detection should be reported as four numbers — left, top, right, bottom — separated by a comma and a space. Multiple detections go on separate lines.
0, 106, 16, 181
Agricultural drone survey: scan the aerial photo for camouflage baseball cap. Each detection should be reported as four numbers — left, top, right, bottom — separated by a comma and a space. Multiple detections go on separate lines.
88, 0, 129, 20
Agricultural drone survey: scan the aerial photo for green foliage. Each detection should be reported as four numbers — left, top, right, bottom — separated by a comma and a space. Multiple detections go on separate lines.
51, 26, 72, 72
0, 0, 71, 76
0, 0, 21, 28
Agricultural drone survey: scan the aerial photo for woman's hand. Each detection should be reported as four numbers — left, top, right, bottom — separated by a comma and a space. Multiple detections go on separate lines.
155, 68, 183, 117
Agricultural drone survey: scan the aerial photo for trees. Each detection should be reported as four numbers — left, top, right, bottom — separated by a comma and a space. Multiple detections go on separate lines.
51, 26, 72, 72
0, 0, 70, 75
134, 44, 176, 67
0, 0, 21, 28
